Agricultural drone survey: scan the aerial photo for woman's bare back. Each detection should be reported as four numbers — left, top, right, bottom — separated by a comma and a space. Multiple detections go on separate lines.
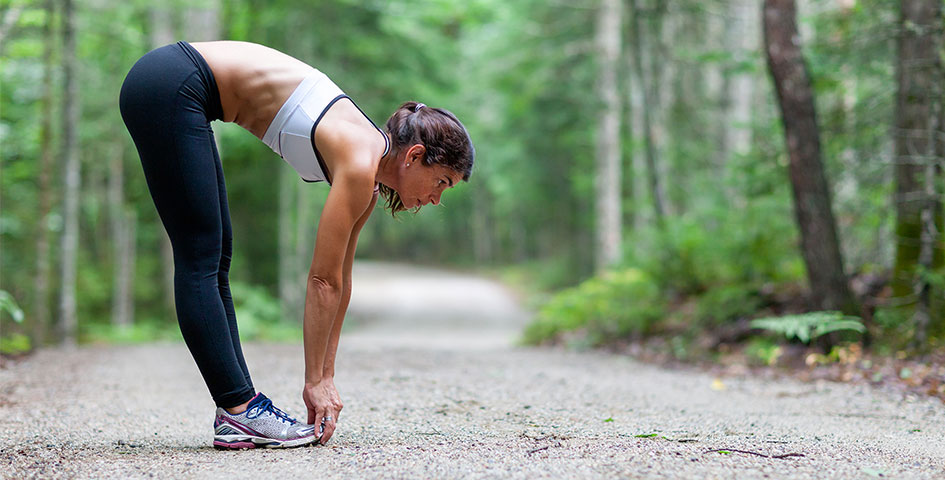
190, 41, 314, 138
190, 41, 388, 178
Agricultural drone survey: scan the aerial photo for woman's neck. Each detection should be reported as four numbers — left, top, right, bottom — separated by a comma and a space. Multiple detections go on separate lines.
375, 147, 400, 189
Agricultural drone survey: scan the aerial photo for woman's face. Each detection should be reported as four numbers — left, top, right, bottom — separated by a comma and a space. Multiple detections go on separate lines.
398, 144, 464, 209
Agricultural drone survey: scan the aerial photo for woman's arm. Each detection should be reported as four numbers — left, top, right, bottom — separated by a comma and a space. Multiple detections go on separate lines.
321, 189, 378, 379
301, 159, 375, 443
302, 167, 374, 384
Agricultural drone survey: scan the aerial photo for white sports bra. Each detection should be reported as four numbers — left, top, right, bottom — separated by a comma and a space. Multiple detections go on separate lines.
261, 69, 390, 184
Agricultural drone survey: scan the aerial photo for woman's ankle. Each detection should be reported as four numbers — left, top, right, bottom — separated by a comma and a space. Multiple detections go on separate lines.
224, 399, 251, 415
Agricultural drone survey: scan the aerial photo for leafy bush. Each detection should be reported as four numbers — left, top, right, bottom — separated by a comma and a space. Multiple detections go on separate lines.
0, 290, 29, 354
744, 337, 782, 366
627, 201, 804, 295
750, 311, 865, 344
495, 256, 579, 295
79, 283, 301, 345
696, 285, 762, 326
522, 268, 665, 346
230, 282, 301, 342
83, 322, 182, 344
0, 333, 30, 355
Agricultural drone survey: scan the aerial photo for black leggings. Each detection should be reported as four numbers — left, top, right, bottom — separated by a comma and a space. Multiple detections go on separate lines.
119, 41, 255, 408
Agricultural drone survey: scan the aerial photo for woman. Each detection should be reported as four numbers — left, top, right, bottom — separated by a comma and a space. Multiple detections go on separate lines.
119, 40, 474, 449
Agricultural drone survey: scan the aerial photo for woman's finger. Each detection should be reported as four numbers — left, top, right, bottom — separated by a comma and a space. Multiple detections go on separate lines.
320, 417, 335, 444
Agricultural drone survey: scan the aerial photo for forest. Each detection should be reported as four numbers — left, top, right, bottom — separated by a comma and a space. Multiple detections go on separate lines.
1, 0, 944, 366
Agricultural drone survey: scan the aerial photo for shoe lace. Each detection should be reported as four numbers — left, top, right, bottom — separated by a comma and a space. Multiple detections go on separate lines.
246, 397, 297, 424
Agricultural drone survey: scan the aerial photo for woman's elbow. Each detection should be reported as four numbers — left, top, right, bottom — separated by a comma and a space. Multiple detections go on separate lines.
308, 274, 343, 297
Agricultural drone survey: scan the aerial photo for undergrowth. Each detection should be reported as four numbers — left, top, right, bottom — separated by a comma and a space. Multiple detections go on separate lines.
517, 215, 943, 361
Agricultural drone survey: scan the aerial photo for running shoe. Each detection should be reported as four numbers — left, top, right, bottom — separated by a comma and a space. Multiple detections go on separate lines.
213, 392, 320, 449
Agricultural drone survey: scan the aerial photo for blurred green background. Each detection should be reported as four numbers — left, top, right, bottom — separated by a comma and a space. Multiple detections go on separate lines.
1, 0, 944, 359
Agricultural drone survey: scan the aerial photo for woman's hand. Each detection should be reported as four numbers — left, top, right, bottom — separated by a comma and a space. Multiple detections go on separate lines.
303, 377, 343, 444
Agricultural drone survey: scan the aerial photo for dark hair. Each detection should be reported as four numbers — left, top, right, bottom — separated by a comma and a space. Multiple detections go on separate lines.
378, 101, 475, 214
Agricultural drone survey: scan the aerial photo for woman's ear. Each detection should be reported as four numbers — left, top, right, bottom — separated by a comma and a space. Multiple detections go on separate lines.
405, 144, 425, 165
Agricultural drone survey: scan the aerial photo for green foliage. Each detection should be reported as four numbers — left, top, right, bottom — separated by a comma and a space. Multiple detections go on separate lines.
628, 199, 804, 296
230, 282, 301, 342
522, 268, 665, 346
0, 0, 932, 355
0, 290, 24, 323
0, 334, 31, 355
83, 322, 182, 345
0, 289, 28, 357
494, 257, 580, 296
917, 265, 945, 292
873, 306, 910, 341
750, 312, 865, 344
744, 337, 782, 366
696, 285, 762, 327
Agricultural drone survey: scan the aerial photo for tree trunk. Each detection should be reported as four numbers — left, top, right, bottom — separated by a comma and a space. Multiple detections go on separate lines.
279, 169, 296, 321
159, 233, 175, 317
109, 140, 134, 328
623, 4, 645, 237
111, 210, 136, 329
727, 0, 757, 163
762, 0, 858, 314
620, 7, 636, 236
0, 3, 25, 57
33, 0, 56, 346
892, 0, 944, 331
470, 90, 494, 263
595, 0, 622, 271
59, 0, 79, 346
628, 0, 666, 227
471, 181, 493, 263
293, 182, 314, 322
709, 4, 730, 172
185, 0, 220, 42
911, 19, 945, 345
150, 6, 177, 318
149, 7, 176, 47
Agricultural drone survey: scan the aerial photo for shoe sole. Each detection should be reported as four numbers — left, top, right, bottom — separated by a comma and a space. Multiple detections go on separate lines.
213, 434, 318, 450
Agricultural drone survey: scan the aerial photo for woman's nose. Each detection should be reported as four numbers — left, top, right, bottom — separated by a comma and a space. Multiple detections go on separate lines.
430, 192, 442, 206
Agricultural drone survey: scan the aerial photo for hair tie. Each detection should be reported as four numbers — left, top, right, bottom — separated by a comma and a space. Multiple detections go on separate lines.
414, 103, 426, 112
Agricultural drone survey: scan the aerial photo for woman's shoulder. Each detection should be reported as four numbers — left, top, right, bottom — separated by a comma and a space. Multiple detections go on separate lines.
315, 102, 388, 170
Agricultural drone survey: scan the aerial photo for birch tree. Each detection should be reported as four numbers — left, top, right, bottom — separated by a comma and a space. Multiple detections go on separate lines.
595, 0, 622, 270
628, 0, 666, 227
59, 0, 79, 345
33, 0, 56, 344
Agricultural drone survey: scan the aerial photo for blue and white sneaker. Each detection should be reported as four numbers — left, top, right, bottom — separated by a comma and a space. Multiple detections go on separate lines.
213, 392, 320, 449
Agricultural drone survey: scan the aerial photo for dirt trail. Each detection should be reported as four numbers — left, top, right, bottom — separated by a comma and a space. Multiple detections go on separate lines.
2, 262, 944, 479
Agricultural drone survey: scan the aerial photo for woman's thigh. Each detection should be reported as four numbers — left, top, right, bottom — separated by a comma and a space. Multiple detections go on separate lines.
120, 47, 224, 271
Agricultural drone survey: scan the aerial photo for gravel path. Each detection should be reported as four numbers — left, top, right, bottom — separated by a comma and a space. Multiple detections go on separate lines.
2, 262, 944, 479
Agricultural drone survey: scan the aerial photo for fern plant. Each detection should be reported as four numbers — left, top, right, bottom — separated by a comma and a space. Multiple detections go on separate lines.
0, 290, 23, 323
750, 311, 864, 344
